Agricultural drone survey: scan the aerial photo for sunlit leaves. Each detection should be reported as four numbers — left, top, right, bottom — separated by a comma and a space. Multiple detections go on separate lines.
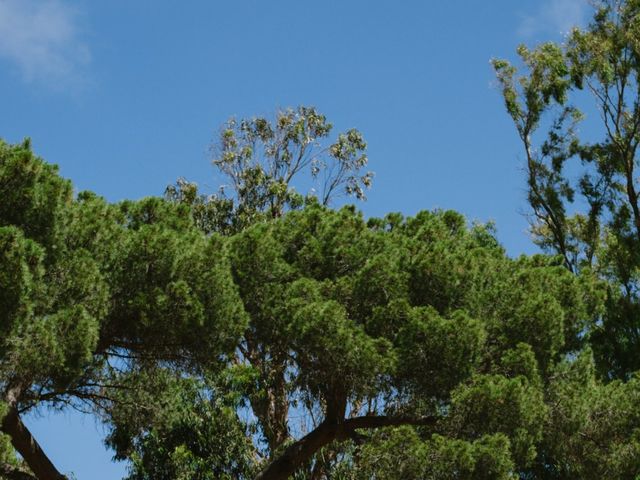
167, 106, 372, 235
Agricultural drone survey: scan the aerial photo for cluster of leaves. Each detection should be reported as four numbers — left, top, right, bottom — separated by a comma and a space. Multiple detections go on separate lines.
333, 427, 516, 480
106, 369, 256, 480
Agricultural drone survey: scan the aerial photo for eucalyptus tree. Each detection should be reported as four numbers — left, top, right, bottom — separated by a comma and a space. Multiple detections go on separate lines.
0, 139, 247, 479
165, 106, 372, 235
493, 0, 640, 379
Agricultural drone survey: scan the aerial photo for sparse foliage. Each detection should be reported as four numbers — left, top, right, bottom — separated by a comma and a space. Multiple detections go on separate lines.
166, 106, 372, 234
494, 0, 640, 379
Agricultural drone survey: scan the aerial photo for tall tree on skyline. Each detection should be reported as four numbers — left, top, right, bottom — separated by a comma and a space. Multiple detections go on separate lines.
166, 106, 372, 235
494, 0, 640, 379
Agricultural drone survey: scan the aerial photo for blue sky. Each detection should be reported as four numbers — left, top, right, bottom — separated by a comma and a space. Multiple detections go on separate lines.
0, 0, 591, 477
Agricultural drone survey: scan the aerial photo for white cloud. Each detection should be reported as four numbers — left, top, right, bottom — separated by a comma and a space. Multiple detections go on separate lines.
0, 0, 90, 86
518, 0, 590, 39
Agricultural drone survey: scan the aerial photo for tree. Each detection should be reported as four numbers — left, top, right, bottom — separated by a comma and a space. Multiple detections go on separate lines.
116, 203, 609, 479
165, 106, 372, 235
0, 139, 247, 479
105, 369, 256, 480
493, 0, 640, 379
125, 106, 638, 479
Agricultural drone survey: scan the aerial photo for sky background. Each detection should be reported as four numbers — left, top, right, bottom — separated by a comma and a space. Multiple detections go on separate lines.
0, 0, 591, 478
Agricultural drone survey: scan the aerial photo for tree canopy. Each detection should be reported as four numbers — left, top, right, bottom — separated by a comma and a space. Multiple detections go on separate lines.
3, 134, 629, 480
165, 106, 371, 235
4, 10, 640, 474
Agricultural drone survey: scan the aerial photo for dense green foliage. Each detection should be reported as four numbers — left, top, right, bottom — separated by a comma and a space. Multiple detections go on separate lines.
113, 198, 639, 479
3, 136, 628, 480
5, 6, 640, 474
0, 139, 246, 479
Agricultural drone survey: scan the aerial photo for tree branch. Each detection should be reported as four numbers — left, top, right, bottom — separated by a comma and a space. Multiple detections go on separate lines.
253, 414, 436, 480
342, 414, 436, 431
1, 407, 67, 480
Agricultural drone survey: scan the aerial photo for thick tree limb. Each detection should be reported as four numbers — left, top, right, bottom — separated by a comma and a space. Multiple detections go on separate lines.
1, 407, 66, 480
254, 414, 436, 480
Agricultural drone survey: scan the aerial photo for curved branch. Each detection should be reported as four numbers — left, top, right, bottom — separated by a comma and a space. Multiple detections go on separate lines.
254, 414, 436, 480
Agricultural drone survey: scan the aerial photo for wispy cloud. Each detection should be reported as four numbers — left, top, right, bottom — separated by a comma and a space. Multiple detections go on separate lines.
0, 0, 90, 88
518, 0, 590, 39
